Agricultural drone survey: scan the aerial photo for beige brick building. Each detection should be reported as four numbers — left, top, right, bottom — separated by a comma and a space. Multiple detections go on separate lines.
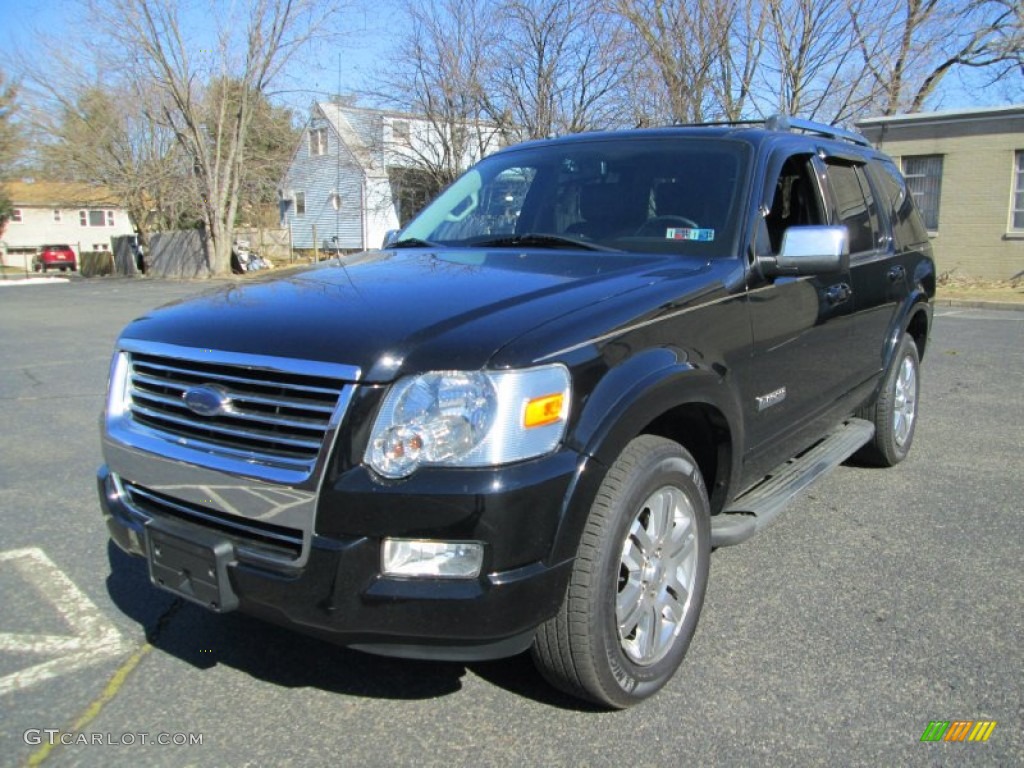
857, 105, 1024, 281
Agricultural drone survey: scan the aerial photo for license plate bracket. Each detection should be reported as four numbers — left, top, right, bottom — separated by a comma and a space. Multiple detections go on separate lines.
145, 520, 239, 612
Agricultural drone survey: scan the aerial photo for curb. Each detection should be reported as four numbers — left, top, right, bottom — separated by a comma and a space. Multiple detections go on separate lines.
937, 298, 1024, 312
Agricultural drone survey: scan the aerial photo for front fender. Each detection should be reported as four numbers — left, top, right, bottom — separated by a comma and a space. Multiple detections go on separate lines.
547, 350, 743, 565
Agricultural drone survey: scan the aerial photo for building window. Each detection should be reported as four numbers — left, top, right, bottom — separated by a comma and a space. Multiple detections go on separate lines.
294, 191, 306, 216
1012, 150, 1024, 231
392, 120, 410, 145
53, 209, 61, 222
309, 127, 327, 156
12, 209, 21, 222
902, 155, 943, 231
80, 209, 109, 226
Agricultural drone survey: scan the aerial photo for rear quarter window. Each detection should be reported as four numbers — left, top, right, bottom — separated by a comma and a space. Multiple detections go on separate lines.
873, 160, 930, 249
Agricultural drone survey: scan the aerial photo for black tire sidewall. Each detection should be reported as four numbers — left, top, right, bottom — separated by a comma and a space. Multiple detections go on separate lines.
591, 443, 711, 704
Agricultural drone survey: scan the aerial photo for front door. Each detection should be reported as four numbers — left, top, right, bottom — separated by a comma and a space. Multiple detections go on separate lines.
742, 153, 855, 476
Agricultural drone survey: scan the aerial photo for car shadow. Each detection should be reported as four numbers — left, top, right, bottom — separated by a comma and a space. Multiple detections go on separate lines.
105, 542, 596, 710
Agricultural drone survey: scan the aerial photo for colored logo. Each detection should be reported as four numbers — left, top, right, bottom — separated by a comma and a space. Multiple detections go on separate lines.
182, 385, 232, 417
920, 720, 997, 742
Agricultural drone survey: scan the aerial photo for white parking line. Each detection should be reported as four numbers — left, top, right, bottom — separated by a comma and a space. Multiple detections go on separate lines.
0, 277, 71, 287
0, 548, 130, 696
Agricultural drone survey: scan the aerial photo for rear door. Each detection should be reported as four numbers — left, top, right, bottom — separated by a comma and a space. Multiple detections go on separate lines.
820, 156, 905, 389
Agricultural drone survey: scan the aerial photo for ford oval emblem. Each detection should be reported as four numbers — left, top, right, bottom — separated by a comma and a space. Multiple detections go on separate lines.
182, 384, 232, 417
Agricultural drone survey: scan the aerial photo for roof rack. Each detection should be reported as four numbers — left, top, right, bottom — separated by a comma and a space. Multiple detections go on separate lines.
765, 114, 871, 147
666, 118, 764, 128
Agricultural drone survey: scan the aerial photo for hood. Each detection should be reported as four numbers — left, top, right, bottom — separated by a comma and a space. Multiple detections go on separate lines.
121, 248, 710, 381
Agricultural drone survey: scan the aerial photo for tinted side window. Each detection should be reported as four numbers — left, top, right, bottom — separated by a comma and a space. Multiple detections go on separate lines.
874, 159, 930, 248
825, 162, 877, 254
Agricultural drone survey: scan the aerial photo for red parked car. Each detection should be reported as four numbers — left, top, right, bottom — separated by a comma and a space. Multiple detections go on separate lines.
35, 244, 78, 273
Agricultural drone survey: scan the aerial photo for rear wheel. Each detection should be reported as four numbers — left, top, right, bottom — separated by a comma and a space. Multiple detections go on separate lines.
532, 435, 710, 708
857, 332, 920, 466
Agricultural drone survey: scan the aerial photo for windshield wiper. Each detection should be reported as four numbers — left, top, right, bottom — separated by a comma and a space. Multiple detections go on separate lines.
471, 233, 620, 252
388, 237, 442, 249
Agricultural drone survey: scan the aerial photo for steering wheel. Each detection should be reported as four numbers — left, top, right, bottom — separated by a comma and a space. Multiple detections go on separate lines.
634, 215, 699, 236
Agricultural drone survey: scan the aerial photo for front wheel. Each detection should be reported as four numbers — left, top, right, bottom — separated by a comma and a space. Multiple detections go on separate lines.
857, 332, 920, 466
532, 435, 710, 708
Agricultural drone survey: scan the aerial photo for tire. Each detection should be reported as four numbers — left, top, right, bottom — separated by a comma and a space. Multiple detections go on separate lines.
532, 435, 711, 708
857, 332, 920, 467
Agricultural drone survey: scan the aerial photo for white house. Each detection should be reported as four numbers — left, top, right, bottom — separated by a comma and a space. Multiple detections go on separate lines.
279, 104, 503, 252
1, 180, 136, 269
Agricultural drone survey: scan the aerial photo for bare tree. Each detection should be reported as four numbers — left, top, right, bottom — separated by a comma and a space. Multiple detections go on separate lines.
83, 0, 339, 275
372, 0, 499, 201
607, 0, 1020, 125
29, 80, 185, 243
0, 68, 21, 176
852, 0, 1024, 115
204, 78, 300, 229
613, 0, 742, 124
484, 0, 630, 139
712, 0, 769, 121
753, 0, 878, 124
0, 69, 22, 240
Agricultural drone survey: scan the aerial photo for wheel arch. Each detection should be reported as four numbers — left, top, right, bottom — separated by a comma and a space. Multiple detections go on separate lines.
550, 356, 741, 566
905, 301, 930, 360
884, 293, 932, 370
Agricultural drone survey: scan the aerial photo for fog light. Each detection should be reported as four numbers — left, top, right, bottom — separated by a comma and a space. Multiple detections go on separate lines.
382, 539, 484, 579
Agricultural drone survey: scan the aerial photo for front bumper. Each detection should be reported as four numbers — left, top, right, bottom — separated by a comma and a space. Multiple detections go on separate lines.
98, 452, 580, 661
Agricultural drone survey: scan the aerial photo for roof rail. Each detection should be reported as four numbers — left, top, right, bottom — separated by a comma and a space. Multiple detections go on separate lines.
765, 115, 871, 147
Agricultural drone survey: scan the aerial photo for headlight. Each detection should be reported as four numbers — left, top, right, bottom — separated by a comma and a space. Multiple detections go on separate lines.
106, 351, 132, 420
366, 364, 571, 479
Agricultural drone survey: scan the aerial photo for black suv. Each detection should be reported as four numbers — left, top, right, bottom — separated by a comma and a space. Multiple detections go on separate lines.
98, 116, 934, 708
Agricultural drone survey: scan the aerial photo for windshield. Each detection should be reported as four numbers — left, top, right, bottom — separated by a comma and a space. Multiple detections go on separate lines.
399, 136, 749, 256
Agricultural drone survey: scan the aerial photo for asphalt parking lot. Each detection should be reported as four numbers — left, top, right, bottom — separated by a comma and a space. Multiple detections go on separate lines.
1, 277, 1021, 767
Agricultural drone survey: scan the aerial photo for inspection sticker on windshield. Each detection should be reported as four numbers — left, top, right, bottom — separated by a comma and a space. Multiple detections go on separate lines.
666, 228, 715, 241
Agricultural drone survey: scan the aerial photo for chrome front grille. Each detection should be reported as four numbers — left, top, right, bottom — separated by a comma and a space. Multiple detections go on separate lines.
115, 343, 359, 477
104, 341, 361, 565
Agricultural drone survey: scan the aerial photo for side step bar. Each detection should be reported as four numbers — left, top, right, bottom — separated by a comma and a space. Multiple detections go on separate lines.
710, 418, 874, 547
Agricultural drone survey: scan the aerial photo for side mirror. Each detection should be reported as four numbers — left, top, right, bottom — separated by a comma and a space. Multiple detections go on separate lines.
381, 229, 400, 249
761, 225, 849, 277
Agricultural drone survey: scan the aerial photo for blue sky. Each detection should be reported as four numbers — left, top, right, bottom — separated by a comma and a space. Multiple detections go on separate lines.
0, 0, 395, 110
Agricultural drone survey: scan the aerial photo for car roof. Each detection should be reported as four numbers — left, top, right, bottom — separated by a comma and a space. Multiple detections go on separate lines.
494, 117, 881, 161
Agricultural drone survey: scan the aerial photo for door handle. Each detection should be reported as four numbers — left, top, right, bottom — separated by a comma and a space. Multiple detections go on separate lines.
826, 283, 852, 305
888, 265, 906, 282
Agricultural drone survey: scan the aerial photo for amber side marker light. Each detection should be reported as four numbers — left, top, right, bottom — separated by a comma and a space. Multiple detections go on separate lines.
524, 393, 565, 428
